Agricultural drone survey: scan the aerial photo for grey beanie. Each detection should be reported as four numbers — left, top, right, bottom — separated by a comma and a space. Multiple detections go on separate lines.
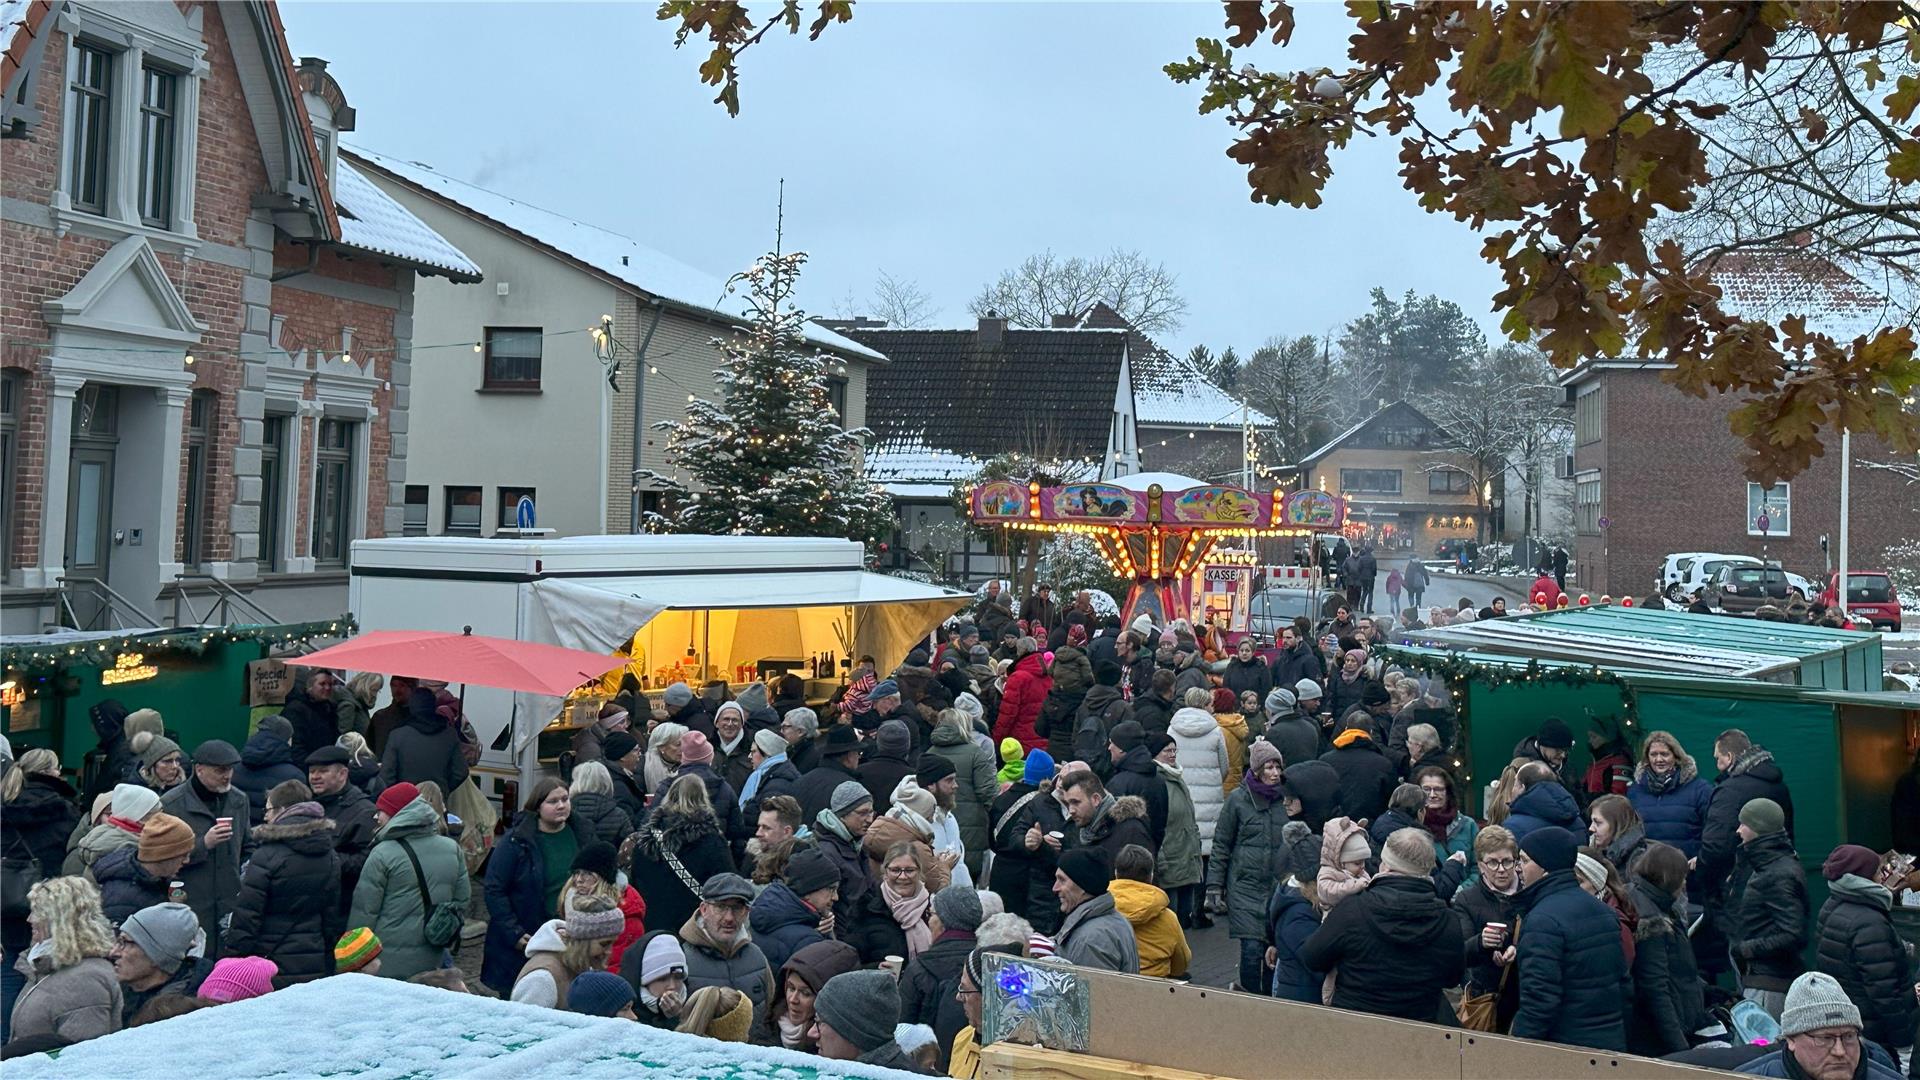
1294, 678, 1323, 702
122, 903, 204, 974
1778, 972, 1861, 1038
814, 969, 901, 1053
751, 729, 787, 758
932, 882, 983, 933
663, 682, 693, 708
876, 718, 912, 757
256, 715, 294, 742
1264, 687, 1296, 716
829, 780, 873, 816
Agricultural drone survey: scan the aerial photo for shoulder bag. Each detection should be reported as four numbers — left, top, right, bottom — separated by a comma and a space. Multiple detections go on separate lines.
398, 837, 464, 949
650, 828, 705, 895
1455, 918, 1516, 1032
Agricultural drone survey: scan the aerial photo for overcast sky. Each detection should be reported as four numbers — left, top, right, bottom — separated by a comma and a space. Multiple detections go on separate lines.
281, 1, 1506, 356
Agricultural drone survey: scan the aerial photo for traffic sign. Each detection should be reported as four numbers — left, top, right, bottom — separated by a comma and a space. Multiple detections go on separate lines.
515, 495, 536, 530
1596, 515, 1611, 530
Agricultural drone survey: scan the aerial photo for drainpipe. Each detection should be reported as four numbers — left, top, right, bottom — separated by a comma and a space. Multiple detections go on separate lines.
628, 299, 666, 534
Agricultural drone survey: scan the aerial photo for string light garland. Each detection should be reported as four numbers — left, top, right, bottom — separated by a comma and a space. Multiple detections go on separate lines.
1, 617, 355, 677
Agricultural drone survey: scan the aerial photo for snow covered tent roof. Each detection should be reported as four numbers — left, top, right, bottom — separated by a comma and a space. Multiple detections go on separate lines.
332, 158, 482, 281
3, 973, 921, 1079
836, 322, 1129, 484
1074, 301, 1275, 429
344, 145, 883, 362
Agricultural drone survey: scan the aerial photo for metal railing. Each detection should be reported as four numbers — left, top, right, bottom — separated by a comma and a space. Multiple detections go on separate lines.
52, 576, 156, 632
169, 572, 280, 627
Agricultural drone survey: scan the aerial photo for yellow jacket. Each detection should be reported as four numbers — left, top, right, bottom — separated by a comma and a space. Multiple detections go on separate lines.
1214, 712, 1249, 793
948, 1026, 980, 1079
1108, 878, 1191, 978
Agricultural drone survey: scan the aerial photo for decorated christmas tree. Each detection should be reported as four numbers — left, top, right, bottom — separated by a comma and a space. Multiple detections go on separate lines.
640, 249, 895, 546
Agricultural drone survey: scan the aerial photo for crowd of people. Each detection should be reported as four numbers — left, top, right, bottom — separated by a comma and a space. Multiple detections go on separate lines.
3, 578, 1918, 1080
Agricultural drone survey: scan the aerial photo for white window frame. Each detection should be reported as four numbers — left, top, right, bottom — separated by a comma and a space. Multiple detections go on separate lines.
1745, 482, 1791, 537
1575, 471, 1602, 535
51, 3, 205, 250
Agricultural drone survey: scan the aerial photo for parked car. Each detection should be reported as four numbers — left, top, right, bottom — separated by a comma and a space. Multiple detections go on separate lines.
1818, 571, 1902, 631
1707, 564, 1794, 616
1783, 571, 1815, 599
1245, 587, 1321, 640
1659, 552, 1761, 600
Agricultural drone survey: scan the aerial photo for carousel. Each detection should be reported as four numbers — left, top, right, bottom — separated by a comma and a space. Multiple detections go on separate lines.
968, 471, 1348, 629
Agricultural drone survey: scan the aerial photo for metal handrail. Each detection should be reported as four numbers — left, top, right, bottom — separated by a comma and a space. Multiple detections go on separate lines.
170, 572, 280, 626
53, 576, 156, 631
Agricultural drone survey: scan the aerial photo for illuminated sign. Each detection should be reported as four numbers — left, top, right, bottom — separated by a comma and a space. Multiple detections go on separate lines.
101, 652, 159, 686
0, 682, 22, 709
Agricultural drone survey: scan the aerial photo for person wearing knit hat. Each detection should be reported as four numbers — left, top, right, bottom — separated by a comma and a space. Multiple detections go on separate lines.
92, 810, 195, 926
602, 730, 641, 769
138, 810, 195, 866
1728, 797, 1808, 1022
994, 737, 1025, 785
1022, 748, 1056, 786
679, 984, 755, 1042
931, 881, 984, 935
893, 1022, 940, 1071
1052, 848, 1137, 973
198, 955, 278, 1003
568, 970, 638, 1019
678, 730, 714, 767
1820, 843, 1882, 884
1294, 678, 1322, 704
134, 732, 184, 788
118, 903, 204, 978
747, 847, 838, 973
334, 927, 381, 975
914, 753, 955, 788
1247, 738, 1284, 775
1760, 971, 1904, 1080
1573, 851, 1609, 895
951, 942, 1027, 1076
64, 783, 164, 879
663, 682, 694, 709
1504, 824, 1631, 1050
1528, 717, 1574, 773
112, 782, 162, 824
811, 969, 911, 1066
375, 781, 419, 821
751, 728, 786, 760
510, 894, 624, 1009
1738, 796, 1787, 838
828, 780, 872, 818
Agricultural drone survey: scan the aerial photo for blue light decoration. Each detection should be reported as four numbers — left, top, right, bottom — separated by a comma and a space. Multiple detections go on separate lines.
979, 955, 1091, 1053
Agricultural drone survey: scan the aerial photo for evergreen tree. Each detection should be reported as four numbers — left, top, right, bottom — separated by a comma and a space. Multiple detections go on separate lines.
641, 250, 896, 545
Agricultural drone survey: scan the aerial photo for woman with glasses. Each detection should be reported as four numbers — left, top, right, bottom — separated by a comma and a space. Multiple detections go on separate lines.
1450, 825, 1521, 1030
850, 842, 934, 964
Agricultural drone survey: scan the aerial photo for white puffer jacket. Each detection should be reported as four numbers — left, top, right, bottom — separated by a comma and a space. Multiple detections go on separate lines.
1168, 706, 1230, 853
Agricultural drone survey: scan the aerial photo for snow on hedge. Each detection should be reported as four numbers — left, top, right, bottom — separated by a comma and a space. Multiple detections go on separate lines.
7, 974, 917, 1079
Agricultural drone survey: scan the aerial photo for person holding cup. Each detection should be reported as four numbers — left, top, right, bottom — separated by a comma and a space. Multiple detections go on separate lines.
158, 739, 254, 954
1449, 824, 1520, 1026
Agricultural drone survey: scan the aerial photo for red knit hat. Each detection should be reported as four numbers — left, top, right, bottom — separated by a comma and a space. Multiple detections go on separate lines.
376, 782, 420, 817
1211, 688, 1239, 713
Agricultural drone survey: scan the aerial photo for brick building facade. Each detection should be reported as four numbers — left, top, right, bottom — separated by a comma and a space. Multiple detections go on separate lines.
0, 1, 476, 633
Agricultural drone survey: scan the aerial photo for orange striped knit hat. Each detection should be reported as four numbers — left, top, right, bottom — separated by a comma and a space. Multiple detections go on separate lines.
335, 927, 381, 972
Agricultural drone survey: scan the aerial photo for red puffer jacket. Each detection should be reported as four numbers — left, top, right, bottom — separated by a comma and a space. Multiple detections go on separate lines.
993, 652, 1052, 752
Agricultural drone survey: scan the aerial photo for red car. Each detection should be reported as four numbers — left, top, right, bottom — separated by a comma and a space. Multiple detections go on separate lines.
1819, 571, 1902, 631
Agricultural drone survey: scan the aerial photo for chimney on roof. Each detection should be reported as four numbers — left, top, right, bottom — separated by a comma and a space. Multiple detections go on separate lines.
1050, 313, 1079, 329
298, 56, 328, 75
978, 311, 1007, 345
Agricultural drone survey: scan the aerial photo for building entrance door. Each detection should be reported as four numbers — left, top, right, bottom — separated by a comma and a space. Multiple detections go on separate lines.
64, 385, 120, 628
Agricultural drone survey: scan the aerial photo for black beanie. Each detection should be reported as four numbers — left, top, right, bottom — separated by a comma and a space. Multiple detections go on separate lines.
1519, 825, 1578, 874
1108, 720, 1144, 754
571, 841, 619, 884
1058, 847, 1112, 895
1536, 717, 1573, 750
1093, 660, 1123, 687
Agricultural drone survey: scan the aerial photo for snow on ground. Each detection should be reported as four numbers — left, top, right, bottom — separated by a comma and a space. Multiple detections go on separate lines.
7, 974, 917, 1079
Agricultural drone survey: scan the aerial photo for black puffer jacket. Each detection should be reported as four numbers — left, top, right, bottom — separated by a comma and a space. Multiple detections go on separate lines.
91, 845, 169, 926
1626, 876, 1707, 1057
282, 682, 341, 764
225, 809, 344, 983
1299, 874, 1463, 1022
1509, 869, 1630, 1052
747, 879, 827, 973
1318, 735, 1396, 824
1815, 874, 1917, 1051
570, 789, 632, 846
315, 783, 376, 913
379, 687, 469, 795
1725, 831, 1808, 993
2, 770, 79, 953
1105, 744, 1168, 847
899, 929, 975, 1070
232, 731, 303, 825
628, 809, 734, 940
1698, 746, 1794, 901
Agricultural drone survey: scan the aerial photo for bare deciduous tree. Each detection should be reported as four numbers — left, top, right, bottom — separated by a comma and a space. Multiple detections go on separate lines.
1239, 334, 1337, 465
869, 270, 939, 328
970, 248, 1188, 334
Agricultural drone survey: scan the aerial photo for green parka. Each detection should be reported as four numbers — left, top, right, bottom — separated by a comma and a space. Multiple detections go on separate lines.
924, 723, 998, 879
1204, 781, 1291, 940
347, 798, 471, 981
1155, 761, 1203, 890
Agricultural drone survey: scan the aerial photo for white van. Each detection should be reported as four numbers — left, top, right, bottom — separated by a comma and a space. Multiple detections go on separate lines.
1657, 552, 1761, 600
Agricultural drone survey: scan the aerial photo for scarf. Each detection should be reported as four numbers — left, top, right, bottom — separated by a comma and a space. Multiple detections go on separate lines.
996, 759, 1023, 785
1422, 804, 1457, 842
1242, 768, 1282, 803
739, 751, 788, 805
1638, 766, 1681, 795
889, 804, 935, 841
1331, 728, 1371, 749
107, 815, 145, 835
816, 810, 852, 843
777, 1013, 812, 1049
882, 880, 934, 960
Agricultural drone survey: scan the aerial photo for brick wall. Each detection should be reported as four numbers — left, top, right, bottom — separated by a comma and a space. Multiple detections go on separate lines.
1571, 368, 1917, 596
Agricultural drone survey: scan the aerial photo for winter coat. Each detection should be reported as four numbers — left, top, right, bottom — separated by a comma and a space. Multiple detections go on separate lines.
1502, 781, 1585, 845
315, 783, 377, 912
1325, 674, 1377, 725
1725, 831, 1809, 993
1816, 874, 1916, 1051
1155, 763, 1204, 890
844, 877, 913, 965
480, 811, 590, 991
1221, 658, 1271, 701
1078, 793, 1154, 865
1431, 812, 1480, 868
1110, 878, 1189, 977
986, 781, 1065, 935
64, 820, 139, 879
1049, 645, 1093, 697
1264, 713, 1322, 774
1735, 1051, 1906, 1079
1301, 874, 1464, 1022
509, 919, 586, 1008
1583, 746, 1633, 802
1266, 882, 1322, 1003
1171, 658, 1211, 702
738, 757, 802, 828
680, 910, 777, 1030
862, 814, 952, 895
1509, 869, 1630, 1052
1214, 712, 1250, 795
379, 688, 469, 796
1169, 707, 1229, 853
1319, 735, 1397, 825
893, 662, 937, 710
90, 845, 169, 927
158, 778, 253, 951
794, 757, 864, 823
628, 808, 735, 946
1056, 892, 1140, 973
1451, 875, 1517, 996
226, 809, 343, 983
1071, 684, 1131, 779
1269, 642, 1324, 694
1205, 782, 1291, 940
899, 929, 974, 1070
652, 763, 743, 843
992, 653, 1051, 753
1626, 763, 1714, 860
4, 769, 82, 947
926, 723, 997, 879
714, 733, 755, 794
1038, 686, 1085, 766
349, 798, 470, 982
1106, 745, 1168, 846
231, 732, 304, 825
9, 953, 120, 1045
859, 749, 917, 816
569, 789, 632, 847
815, 826, 870, 931
281, 682, 341, 764
1699, 746, 1794, 901
604, 886, 648, 974
749, 879, 828, 973
1128, 692, 1176, 740
1626, 876, 1707, 1057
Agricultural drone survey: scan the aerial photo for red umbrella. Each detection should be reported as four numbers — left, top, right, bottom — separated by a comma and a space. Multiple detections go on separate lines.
287, 627, 624, 697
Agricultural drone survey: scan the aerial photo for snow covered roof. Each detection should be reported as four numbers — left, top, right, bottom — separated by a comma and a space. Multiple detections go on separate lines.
344, 145, 883, 362
1705, 247, 1916, 341
1133, 347, 1276, 428
866, 436, 985, 485
332, 158, 481, 281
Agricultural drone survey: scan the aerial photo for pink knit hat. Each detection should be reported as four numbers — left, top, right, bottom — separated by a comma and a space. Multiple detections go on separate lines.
198, 956, 278, 1003
678, 730, 714, 766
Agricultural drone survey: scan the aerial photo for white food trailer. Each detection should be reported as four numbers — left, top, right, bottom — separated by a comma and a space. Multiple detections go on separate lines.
348, 534, 969, 809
